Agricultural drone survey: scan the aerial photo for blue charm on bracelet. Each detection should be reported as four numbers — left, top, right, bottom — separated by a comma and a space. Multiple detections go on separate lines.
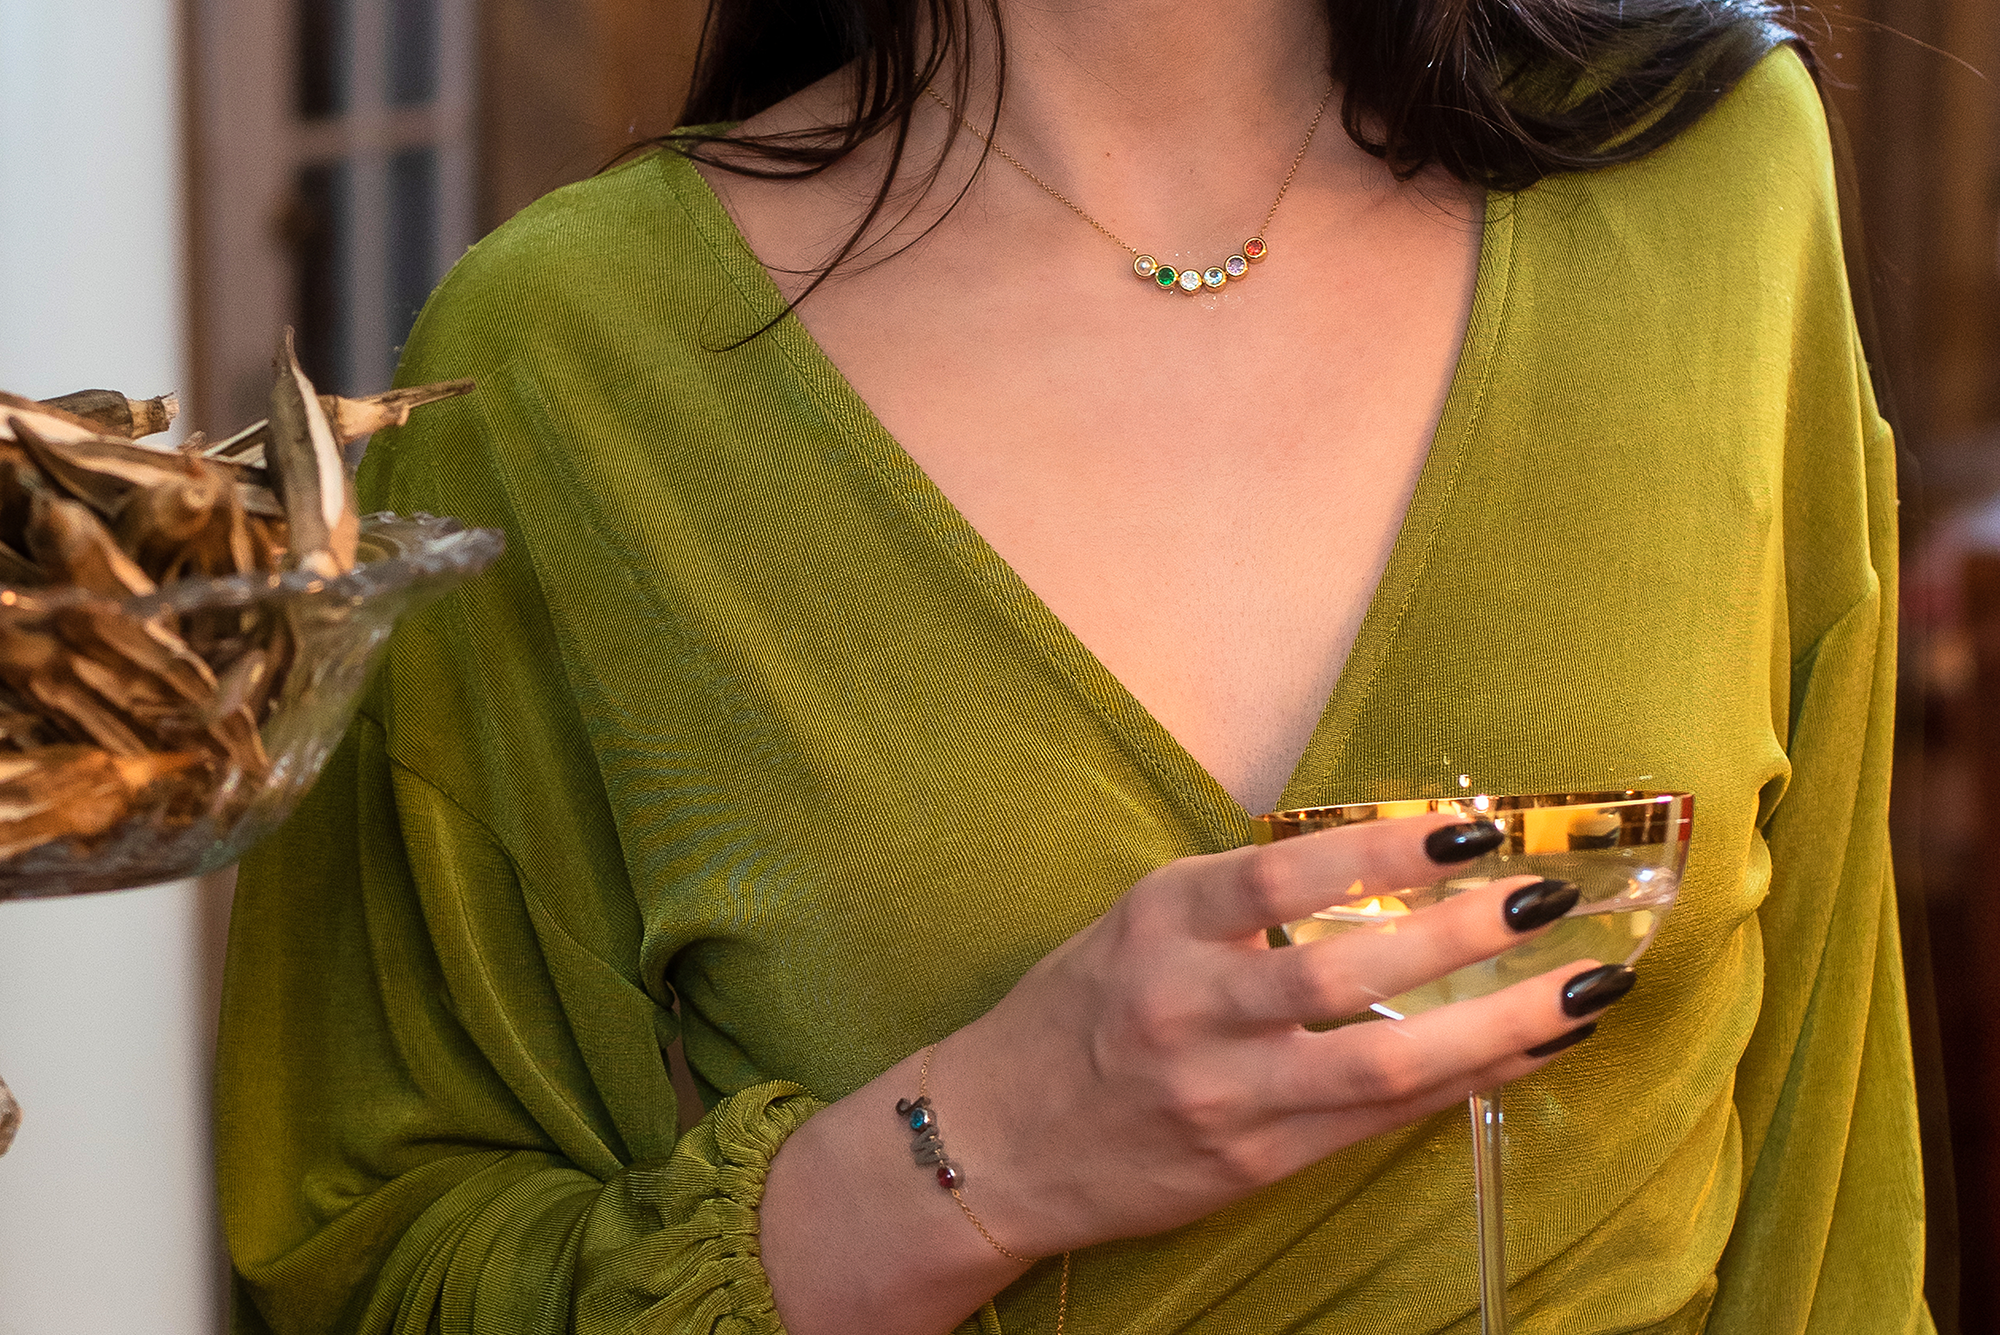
895, 1095, 963, 1189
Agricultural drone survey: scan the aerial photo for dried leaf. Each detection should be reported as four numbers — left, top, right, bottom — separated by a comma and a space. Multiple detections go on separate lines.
207, 648, 268, 723
67, 652, 169, 723
201, 419, 262, 460
0, 443, 47, 541
55, 603, 217, 704
162, 478, 257, 582
114, 464, 228, 580
24, 491, 156, 598
23, 670, 150, 755
0, 745, 202, 859
0, 707, 53, 750
237, 479, 285, 520
57, 604, 271, 773
0, 540, 41, 587
9, 415, 201, 522
38, 390, 178, 441
245, 512, 288, 570
266, 329, 356, 577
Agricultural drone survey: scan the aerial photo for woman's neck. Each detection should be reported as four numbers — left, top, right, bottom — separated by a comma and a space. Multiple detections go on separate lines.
944, 0, 1339, 246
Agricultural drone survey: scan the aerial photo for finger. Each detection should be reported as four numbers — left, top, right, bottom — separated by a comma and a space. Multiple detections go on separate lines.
1275, 1034, 1596, 1159
1262, 959, 1631, 1114
1183, 812, 1502, 941
1223, 875, 1575, 1027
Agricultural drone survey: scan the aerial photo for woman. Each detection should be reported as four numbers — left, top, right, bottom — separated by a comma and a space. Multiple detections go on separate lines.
216, 0, 1928, 1330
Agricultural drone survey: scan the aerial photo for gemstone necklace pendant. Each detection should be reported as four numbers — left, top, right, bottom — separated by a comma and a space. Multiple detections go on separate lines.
926, 86, 1333, 297
1135, 242, 1264, 294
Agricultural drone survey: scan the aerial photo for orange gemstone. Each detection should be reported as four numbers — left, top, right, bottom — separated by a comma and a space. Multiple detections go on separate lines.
1243, 237, 1268, 261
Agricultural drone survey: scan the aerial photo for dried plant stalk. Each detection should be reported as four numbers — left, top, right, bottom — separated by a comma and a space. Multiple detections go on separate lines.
203, 379, 474, 461
324, 380, 475, 442
0, 392, 153, 451
39, 390, 179, 441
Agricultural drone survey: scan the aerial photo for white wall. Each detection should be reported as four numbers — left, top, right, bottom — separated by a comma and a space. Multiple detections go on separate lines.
0, 2, 220, 1333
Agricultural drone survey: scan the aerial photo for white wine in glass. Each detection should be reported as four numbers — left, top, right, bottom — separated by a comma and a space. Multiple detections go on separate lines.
1252, 791, 1694, 1335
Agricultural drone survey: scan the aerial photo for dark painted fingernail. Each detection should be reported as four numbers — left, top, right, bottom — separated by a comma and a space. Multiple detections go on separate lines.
1424, 821, 1503, 864
1526, 1021, 1597, 1058
1562, 964, 1636, 1017
1504, 879, 1579, 933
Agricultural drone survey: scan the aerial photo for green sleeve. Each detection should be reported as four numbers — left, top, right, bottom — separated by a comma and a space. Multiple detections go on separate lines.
219, 715, 823, 1335
215, 182, 829, 1330
1709, 276, 1928, 1329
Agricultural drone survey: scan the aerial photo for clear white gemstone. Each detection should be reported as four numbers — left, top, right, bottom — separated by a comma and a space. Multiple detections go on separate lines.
1177, 268, 1202, 291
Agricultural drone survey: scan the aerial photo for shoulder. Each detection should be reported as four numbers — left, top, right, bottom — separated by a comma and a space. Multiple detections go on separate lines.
1565, 45, 1834, 230
1511, 45, 1842, 299
1669, 43, 1833, 200
394, 148, 770, 392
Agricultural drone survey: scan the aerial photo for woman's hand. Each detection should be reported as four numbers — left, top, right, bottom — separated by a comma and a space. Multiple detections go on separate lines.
760, 812, 1633, 1335
941, 812, 1623, 1253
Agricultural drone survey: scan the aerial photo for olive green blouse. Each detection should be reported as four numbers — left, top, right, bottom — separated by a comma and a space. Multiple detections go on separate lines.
217, 47, 1929, 1335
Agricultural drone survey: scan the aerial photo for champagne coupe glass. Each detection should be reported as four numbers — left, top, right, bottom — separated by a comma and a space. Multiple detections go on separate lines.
1252, 791, 1694, 1335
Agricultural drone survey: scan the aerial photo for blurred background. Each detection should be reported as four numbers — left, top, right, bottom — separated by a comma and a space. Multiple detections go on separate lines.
0, 1, 1994, 1332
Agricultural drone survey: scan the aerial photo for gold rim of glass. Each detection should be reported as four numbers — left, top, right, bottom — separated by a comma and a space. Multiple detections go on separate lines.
1252, 790, 1694, 853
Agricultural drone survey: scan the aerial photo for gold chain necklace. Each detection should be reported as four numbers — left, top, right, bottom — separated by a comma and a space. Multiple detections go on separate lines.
925, 83, 1336, 293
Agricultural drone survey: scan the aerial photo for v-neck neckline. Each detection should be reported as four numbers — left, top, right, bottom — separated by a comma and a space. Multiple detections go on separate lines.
666, 152, 1516, 853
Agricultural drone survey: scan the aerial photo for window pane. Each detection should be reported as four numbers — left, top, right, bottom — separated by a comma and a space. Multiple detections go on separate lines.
389, 147, 440, 352
295, 0, 349, 119
289, 161, 352, 393
387, 0, 440, 106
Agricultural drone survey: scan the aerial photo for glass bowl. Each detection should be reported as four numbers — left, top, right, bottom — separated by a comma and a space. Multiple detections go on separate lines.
0, 512, 503, 899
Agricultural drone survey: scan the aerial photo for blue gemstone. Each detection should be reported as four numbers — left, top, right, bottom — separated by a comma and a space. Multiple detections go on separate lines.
908, 1106, 934, 1132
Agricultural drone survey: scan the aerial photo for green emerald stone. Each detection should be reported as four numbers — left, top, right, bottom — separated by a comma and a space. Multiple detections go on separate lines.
1155, 266, 1178, 288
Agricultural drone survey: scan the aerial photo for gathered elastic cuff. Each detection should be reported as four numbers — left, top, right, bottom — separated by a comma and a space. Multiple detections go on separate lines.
579, 1080, 826, 1333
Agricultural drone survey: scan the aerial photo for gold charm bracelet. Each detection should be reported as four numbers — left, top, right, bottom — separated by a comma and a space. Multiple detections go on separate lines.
898, 1044, 1073, 1333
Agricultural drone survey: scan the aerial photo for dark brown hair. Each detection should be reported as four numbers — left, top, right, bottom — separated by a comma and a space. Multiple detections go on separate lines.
667, 0, 1796, 302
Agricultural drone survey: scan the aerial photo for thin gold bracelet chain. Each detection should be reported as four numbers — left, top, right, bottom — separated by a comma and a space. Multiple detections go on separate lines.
918, 1044, 1071, 1334
924, 83, 1337, 262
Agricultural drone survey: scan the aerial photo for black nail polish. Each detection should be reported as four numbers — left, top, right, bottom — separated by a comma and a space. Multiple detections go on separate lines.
1526, 1021, 1597, 1058
1561, 964, 1636, 1018
1424, 821, 1503, 864
1504, 879, 1579, 933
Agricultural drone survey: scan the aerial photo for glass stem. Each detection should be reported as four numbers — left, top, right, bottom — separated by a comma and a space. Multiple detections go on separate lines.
1469, 1090, 1509, 1335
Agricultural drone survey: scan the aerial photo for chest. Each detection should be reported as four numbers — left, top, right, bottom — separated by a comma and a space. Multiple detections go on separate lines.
776, 183, 1487, 810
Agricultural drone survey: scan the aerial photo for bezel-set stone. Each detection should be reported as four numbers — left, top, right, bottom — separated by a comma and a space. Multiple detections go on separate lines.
1134, 254, 1158, 277
1177, 267, 1203, 292
1224, 254, 1248, 277
1243, 237, 1268, 261
1155, 265, 1179, 289
1202, 267, 1226, 289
